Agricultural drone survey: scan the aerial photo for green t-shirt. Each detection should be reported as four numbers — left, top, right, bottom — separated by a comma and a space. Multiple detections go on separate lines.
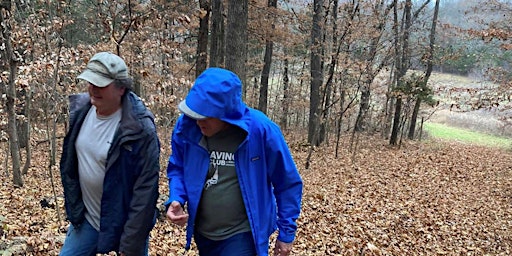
196, 125, 251, 240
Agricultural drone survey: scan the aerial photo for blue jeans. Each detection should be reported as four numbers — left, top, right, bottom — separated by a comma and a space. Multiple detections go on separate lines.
60, 219, 149, 256
60, 219, 99, 256
194, 231, 256, 256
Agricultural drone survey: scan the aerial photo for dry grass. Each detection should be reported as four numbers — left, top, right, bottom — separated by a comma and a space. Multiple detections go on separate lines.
425, 72, 511, 138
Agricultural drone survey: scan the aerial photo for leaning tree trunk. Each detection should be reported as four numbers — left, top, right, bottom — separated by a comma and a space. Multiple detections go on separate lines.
48, 17, 66, 223
257, 37, 272, 114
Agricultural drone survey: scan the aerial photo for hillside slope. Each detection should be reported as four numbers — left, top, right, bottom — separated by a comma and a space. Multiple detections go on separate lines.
0, 135, 510, 255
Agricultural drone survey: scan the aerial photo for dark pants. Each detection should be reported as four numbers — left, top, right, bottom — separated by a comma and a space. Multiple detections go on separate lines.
194, 231, 257, 256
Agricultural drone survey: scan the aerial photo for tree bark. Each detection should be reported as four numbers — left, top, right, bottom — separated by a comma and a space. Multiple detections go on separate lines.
308, 0, 324, 146
408, 98, 421, 139
22, 89, 31, 175
225, 0, 248, 97
196, 0, 210, 77
209, 0, 224, 67
280, 55, 290, 130
355, 86, 370, 132
335, 89, 345, 159
354, 1, 395, 134
319, 0, 340, 145
257, 0, 277, 114
1, 5, 23, 187
390, 0, 412, 145
408, 0, 440, 139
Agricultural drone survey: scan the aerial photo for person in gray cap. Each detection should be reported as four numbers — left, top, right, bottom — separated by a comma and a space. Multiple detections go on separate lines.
59, 52, 160, 256
165, 67, 303, 256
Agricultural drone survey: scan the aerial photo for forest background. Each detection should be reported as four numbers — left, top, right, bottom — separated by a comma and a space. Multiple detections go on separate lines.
0, 0, 511, 255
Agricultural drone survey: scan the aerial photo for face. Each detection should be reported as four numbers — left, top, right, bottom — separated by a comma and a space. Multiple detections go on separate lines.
88, 82, 125, 116
196, 118, 229, 137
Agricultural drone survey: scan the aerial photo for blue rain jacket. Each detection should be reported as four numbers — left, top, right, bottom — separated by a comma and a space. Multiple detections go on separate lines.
165, 68, 303, 256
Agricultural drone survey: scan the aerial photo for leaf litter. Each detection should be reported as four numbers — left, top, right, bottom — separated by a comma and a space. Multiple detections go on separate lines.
0, 134, 510, 255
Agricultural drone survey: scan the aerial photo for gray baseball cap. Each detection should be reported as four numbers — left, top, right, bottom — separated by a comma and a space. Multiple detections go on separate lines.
77, 52, 129, 87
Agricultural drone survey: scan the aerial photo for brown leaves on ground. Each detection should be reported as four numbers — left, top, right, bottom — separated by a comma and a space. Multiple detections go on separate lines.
294, 137, 512, 256
0, 135, 511, 255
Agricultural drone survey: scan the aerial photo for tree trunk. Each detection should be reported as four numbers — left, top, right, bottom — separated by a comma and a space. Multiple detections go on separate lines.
335, 89, 346, 159
355, 86, 370, 132
354, 2, 394, 135
1, 4, 23, 187
408, 0, 439, 140
257, 0, 277, 114
17, 89, 28, 149
209, 0, 224, 67
408, 99, 421, 139
225, 0, 248, 97
132, 45, 142, 96
308, 0, 324, 146
280, 55, 290, 130
390, 0, 412, 145
390, 97, 402, 145
319, 0, 339, 145
49, 25, 65, 223
382, 68, 395, 139
22, 88, 31, 175
7, 79, 22, 187
196, 0, 209, 77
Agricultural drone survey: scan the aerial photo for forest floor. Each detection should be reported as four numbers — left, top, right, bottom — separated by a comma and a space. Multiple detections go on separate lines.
0, 130, 510, 255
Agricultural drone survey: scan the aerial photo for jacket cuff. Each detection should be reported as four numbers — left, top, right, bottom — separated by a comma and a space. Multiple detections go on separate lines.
277, 231, 296, 243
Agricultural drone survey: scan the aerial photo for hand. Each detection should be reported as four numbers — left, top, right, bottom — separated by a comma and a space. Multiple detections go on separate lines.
166, 201, 189, 226
274, 240, 293, 256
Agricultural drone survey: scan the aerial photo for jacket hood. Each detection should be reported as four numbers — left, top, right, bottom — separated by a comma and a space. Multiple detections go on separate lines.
181, 67, 248, 125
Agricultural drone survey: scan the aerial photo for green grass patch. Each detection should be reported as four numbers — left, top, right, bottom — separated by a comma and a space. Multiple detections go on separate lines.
423, 122, 512, 149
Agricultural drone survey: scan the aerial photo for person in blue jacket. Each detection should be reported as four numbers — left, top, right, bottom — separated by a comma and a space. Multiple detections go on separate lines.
165, 67, 303, 256
59, 52, 160, 256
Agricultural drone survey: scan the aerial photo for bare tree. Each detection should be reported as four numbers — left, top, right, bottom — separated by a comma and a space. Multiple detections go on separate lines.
257, 0, 278, 114
408, 0, 440, 139
389, 0, 410, 146
308, 0, 324, 146
390, 0, 431, 145
353, 1, 395, 133
1, 2, 23, 187
318, 0, 339, 145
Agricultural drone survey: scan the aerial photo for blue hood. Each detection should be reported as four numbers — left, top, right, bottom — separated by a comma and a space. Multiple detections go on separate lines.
183, 68, 248, 124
